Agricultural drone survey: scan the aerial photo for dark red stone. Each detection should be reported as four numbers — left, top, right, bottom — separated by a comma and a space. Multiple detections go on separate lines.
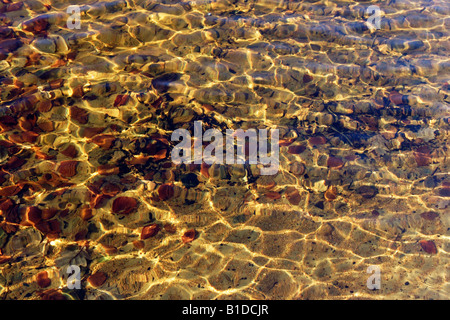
182, 229, 196, 243
420, 211, 439, 221
287, 145, 306, 154
419, 240, 437, 254
112, 197, 138, 215
158, 184, 174, 201
141, 224, 161, 240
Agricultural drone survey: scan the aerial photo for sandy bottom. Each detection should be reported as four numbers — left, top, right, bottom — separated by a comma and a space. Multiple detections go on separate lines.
0, 0, 449, 300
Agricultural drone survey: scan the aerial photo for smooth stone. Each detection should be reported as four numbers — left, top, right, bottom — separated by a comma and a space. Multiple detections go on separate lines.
33, 38, 56, 54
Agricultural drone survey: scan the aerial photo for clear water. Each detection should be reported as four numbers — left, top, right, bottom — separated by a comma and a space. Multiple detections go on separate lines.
0, 0, 449, 300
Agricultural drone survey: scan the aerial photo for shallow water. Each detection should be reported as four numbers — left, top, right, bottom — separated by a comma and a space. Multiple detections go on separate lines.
0, 0, 449, 300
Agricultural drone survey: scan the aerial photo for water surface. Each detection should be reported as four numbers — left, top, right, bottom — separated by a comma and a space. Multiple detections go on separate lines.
0, 0, 449, 300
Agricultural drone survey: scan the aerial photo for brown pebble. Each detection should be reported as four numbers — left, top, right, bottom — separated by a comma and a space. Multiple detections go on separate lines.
101, 182, 121, 196
23, 206, 42, 226
309, 136, 327, 146
37, 119, 54, 132
327, 156, 344, 169
287, 145, 306, 154
420, 211, 438, 220
37, 92, 54, 108
414, 152, 431, 167
71, 85, 84, 98
57, 160, 79, 178
141, 224, 161, 240
303, 74, 313, 83
357, 185, 378, 199
80, 207, 93, 220
419, 240, 437, 254
0, 198, 14, 212
90, 134, 116, 149
70, 106, 89, 124
37, 289, 67, 300
9, 131, 38, 144
101, 244, 118, 255
389, 91, 405, 106
114, 94, 130, 107
36, 271, 51, 288
158, 184, 174, 201
22, 16, 49, 34
80, 127, 105, 138
285, 187, 301, 205
182, 229, 196, 243
60, 144, 78, 158
87, 272, 107, 287
265, 191, 281, 200
324, 186, 337, 201
0, 185, 22, 196
112, 196, 138, 215
49, 79, 64, 89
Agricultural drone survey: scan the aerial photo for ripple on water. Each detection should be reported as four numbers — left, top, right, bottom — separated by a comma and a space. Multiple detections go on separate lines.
0, 0, 448, 300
